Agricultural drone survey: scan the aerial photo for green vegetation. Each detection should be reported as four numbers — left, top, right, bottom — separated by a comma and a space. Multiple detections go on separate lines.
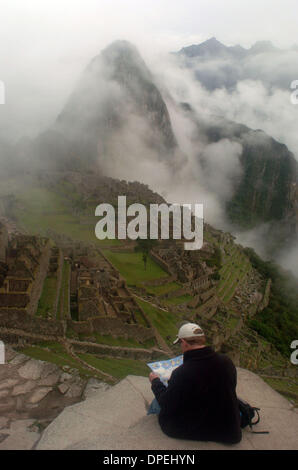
20, 343, 152, 382
263, 377, 298, 406
131, 308, 149, 327
145, 282, 181, 296
20, 345, 95, 379
78, 354, 150, 379
36, 276, 57, 318
162, 294, 192, 306
226, 316, 239, 331
92, 333, 155, 349
205, 245, 222, 270
57, 261, 71, 319
135, 297, 183, 346
14, 186, 119, 247
102, 250, 168, 286
217, 242, 252, 305
245, 247, 298, 358
135, 238, 158, 270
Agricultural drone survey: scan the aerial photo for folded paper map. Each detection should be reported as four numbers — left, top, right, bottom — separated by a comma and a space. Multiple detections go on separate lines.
147, 355, 183, 385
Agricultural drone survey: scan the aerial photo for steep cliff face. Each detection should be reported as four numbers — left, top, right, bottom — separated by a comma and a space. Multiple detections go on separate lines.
202, 118, 298, 234
36, 41, 177, 171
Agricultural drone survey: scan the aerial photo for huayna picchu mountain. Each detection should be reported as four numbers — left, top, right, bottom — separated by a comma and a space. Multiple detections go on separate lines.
35, 40, 178, 171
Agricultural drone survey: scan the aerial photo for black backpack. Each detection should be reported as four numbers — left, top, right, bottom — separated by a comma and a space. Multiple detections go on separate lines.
238, 398, 269, 434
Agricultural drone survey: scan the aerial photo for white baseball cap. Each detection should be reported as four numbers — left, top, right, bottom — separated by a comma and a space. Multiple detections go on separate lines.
173, 323, 205, 345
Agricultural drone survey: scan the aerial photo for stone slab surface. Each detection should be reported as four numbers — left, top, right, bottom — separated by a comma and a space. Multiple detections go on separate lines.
0, 419, 40, 450
0, 348, 89, 449
36, 369, 298, 450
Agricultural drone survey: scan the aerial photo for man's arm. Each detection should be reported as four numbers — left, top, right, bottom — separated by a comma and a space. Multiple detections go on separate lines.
151, 377, 167, 402
151, 367, 184, 412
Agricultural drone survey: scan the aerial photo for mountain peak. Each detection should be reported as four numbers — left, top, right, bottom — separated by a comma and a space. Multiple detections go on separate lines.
98, 39, 152, 84
178, 37, 229, 58
204, 36, 222, 45
102, 39, 139, 58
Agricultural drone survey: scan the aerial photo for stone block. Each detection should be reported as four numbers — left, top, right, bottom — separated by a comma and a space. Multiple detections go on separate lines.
28, 387, 52, 404
12, 380, 36, 396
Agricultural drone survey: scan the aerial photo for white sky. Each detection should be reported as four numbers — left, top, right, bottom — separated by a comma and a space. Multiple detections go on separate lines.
0, 0, 298, 140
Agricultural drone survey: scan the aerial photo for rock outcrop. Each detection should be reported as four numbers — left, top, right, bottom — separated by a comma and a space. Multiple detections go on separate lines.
35, 371, 298, 450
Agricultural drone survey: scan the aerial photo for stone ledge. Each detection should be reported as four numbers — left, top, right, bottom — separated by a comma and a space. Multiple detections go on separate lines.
36, 368, 298, 450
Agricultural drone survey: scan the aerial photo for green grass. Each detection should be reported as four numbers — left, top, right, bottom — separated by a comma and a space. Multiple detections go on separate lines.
132, 308, 150, 327
57, 261, 71, 319
162, 294, 193, 306
217, 246, 252, 304
20, 344, 141, 383
78, 353, 150, 379
34, 341, 66, 353
102, 250, 169, 286
226, 316, 239, 330
19, 346, 94, 378
36, 276, 58, 318
14, 186, 120, 247
145, 282, 181, 296
135, 297, 182, 346
92, 333, 155, 349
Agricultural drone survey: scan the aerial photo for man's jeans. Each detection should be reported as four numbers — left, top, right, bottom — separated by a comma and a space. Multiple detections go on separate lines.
147, 398, 161, 415
147, 398, 243, 419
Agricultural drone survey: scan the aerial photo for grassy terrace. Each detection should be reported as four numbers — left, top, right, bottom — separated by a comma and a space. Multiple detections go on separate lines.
217, 242, 252, 305
14, 186, 119, 247
145, 282, 181, 296
20, 344, 97, 379
57, 261, 71, 319
36, 276, 58, 318
102, 249, 169, 287
203, 229, 218, 245
102, 248, 191, 308
20, 342, 152, 382
134, 297, 183, 346
77, 333, 156, 349
161, 293, 193, 306
78, 354, 150, 379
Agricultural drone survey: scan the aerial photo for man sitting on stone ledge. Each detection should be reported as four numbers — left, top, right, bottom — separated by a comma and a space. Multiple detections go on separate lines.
149, 323, 242, 445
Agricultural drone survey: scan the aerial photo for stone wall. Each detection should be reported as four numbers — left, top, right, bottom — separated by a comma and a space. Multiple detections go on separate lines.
0, 294, 30, 308
141, 275, 176, 287
189, 274, 210, 294
69, 339, 161, 361
0, 308, 64, 336
257, 279, 272, 313
26, 240, 51, 316
159, 286, 189, 300
200, 286, 216, 303
67, 317, 155, 342
8, 279, 30, 292
53, 249, 64, 317
0, 223, 8, 263
149, 251, 173, 276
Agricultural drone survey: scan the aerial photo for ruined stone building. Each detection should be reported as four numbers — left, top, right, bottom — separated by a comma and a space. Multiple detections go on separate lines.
0, 234, 50, 315
0, 226, 155, 346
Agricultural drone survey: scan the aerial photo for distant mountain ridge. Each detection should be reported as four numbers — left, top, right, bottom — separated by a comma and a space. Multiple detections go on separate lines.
177, 37, 279, 59
175, 37, 298, 91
